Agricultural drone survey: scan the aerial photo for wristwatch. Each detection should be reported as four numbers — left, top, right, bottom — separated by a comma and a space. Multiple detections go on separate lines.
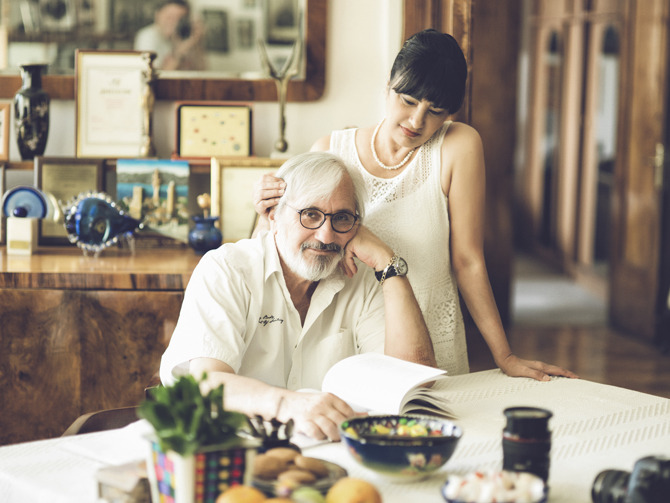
375, 254, 408, 285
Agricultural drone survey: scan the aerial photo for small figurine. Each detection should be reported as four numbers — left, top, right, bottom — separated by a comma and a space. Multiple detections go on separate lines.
196, 193, 211, 218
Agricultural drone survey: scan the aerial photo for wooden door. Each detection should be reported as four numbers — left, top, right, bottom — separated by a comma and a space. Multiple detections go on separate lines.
403, 0, 519, 329
573, 1, 625, 298
610, 0, 669, 342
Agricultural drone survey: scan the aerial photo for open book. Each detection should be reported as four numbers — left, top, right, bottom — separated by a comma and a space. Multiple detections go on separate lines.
321, 353, 453, 418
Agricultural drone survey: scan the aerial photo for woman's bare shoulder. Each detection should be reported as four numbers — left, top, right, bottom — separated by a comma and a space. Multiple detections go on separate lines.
310, 134, 331, 152
444, 121, 483, 146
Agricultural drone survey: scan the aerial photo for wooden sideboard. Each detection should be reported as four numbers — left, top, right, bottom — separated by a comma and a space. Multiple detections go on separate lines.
0, 246, 202, 446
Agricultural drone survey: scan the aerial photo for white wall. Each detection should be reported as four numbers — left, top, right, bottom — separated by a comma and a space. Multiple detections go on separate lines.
6, 0, 404, 167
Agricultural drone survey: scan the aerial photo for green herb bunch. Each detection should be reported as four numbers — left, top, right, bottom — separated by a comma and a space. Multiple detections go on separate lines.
138, 374, 248, 456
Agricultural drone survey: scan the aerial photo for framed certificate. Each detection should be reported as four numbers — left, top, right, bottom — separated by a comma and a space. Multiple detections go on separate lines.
75, 50, 151, 158
176, 102, 252, 158
210, 157, 283, 242
35, 157, 103, 245
0, 103, 10, 161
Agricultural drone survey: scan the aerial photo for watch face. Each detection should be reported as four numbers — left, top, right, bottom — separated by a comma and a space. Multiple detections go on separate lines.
395, 257, 408, 275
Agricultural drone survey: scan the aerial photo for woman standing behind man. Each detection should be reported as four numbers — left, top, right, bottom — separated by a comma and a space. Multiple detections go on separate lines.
255, 29, 576, 381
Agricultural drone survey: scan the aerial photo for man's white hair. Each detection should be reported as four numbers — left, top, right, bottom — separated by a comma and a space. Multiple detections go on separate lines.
275, 151, 367, 220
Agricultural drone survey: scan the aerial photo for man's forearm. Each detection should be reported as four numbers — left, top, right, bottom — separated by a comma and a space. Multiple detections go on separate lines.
382, 276, 437, 367
190, 358, 287, 419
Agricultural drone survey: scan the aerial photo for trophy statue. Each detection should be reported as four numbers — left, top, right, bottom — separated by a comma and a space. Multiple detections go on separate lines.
140, 52, 158, 158
257, 36, 303, 155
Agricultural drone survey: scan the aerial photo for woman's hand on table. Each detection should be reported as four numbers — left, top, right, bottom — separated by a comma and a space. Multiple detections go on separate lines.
279, 390, 356, 442
498, 353, 579, 381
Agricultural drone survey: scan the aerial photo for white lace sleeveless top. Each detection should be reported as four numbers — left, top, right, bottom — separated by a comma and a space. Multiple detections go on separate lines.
329, 122, 469, 374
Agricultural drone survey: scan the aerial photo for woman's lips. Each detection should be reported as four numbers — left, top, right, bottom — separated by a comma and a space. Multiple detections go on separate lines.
401, 125, 420, 138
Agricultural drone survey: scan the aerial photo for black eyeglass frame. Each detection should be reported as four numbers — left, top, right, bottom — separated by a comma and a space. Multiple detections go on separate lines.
285, 204, 360, 233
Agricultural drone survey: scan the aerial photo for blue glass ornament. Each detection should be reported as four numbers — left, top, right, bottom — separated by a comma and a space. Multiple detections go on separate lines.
63, 192, 143, 255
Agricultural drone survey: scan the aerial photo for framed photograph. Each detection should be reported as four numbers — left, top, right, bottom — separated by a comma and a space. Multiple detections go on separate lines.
236, 18, 256, 50
176, 102, 252, 158
35, 157, 103, 245
109, 0, 159, 35
211, 157, 283, 242
75, 50, 150, 158
75, 0, 96, 28
266, 0, 301, 44
203, 9, 230, 53
39, 0, 76, 31
116, 158, 190, 243
0, 103, 9, 161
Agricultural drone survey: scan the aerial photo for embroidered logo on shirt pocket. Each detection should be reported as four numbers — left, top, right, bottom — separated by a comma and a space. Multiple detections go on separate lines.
259, 314, 284, 326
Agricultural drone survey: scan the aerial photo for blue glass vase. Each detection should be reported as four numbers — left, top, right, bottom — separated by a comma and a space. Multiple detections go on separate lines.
14, 64, 50, 160
188, 216, 222, 254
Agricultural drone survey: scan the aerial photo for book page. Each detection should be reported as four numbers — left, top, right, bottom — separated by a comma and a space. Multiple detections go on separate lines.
321, 353, 447, 414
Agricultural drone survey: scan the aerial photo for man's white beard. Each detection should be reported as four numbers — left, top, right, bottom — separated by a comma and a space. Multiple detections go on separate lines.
276, 235, 344, 282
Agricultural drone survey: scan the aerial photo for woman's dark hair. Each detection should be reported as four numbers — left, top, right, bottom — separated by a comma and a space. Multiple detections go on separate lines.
389, 29, 467, 114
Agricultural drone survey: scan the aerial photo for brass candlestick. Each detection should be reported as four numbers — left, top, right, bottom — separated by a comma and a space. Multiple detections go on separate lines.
257, 37, 302, 154
140, 52, 157, 158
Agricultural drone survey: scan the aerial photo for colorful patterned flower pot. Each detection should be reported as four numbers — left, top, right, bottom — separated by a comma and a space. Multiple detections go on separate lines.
146, 439, 258, 503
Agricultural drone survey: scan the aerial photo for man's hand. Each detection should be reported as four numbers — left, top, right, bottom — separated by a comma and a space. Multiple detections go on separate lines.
498, 353, 579, 381
278, 390, 356, 441
341, 225, 394, 277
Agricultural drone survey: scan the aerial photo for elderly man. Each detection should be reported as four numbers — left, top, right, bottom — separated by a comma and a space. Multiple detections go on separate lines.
160, 151, 435, 440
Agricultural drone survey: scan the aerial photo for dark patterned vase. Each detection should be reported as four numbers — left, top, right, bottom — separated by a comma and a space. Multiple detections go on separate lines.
14, 64, 50, 160
188, 216, 222, 254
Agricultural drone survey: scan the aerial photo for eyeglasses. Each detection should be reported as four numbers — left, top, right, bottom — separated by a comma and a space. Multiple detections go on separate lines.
286, 204, 359, 233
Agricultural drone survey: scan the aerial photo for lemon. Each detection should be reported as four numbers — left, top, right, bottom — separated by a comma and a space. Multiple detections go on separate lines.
216, 485, 267, 503
325, 477, 382, 503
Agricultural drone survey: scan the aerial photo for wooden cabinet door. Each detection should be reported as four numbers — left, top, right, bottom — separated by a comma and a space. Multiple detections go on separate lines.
0, 288, 183, 445
610, 0, 669, 342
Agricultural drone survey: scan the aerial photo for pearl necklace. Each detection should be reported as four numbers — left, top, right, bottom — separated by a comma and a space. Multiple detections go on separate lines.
370, 119, 416, 171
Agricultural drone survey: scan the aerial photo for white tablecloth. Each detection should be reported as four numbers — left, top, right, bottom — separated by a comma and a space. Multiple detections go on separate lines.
1, 369, 668, 502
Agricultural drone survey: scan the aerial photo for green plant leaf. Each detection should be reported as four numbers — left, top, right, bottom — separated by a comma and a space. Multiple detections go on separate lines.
139, 374, 246, 456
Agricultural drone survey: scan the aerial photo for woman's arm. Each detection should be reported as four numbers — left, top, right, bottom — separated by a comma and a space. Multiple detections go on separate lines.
442, 124, 577, 381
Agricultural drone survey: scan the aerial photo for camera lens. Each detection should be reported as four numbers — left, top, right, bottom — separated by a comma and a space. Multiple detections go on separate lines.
591, 469, 630, 503
627, 455, 670, 503
502, 407, 553, 482
177, 17, 191, 39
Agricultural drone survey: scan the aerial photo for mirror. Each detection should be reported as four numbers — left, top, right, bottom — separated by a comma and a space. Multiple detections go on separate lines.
0, 0, 325, 101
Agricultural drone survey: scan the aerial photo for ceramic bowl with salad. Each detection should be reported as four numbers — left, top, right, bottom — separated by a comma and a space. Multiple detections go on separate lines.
339, 414, 462, 482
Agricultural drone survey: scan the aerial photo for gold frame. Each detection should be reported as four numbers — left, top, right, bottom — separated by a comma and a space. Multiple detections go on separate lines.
176, 102, 252, 158
0, 163, 4, 243
210, 157, 283, 243
35, 157, 103, 245
0, 103, 9, 161
75, 50, 149, 158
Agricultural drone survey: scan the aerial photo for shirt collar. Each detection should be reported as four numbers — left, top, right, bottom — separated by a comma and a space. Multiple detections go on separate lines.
261, 230, 283, 282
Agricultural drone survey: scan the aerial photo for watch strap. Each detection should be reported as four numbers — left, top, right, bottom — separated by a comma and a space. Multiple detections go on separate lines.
375, 254, 399, 285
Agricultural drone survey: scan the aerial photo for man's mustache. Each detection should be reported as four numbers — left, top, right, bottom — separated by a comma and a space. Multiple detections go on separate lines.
301, 241, 342, 253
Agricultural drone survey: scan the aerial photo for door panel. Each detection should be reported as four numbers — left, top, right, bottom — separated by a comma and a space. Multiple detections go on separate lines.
610, 0, 668, 341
